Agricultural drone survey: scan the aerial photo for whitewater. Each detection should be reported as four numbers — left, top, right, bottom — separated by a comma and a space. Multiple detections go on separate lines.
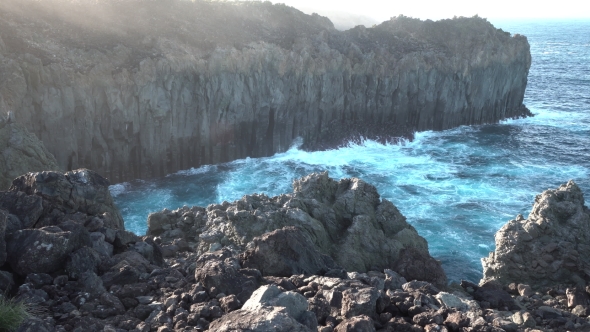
111, 19, 590, 282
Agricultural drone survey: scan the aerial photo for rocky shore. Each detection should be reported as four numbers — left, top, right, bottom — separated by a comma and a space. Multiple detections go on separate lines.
0, 0, 531, 183
1, 169, 589, 332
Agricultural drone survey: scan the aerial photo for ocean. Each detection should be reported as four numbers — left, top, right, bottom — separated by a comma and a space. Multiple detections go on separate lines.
110, 19, 590, 283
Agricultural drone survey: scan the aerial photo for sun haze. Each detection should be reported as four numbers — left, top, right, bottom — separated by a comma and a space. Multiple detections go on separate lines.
273, 0, 590, 29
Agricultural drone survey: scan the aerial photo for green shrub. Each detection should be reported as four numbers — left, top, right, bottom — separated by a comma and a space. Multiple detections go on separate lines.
0, 296, 30, 332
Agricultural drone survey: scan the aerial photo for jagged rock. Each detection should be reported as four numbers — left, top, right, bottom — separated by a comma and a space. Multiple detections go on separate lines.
340, 287, 380, 318
243, 285, 310, 322
240, 226, 338, 277
473, 282, 519, 310
0, 209, 6, 266
0, 191, 43, 228
152, 172, 447, 286
15, 317, 55, 332
66, 246, 103, 279
435, 292, 480, 312
0, 121, 60, 190
566, 287, 587, 307
481, 181, 590, 288
384, 269, 407, 291
393, 247, 447, 288
512, 311, 536, 328
334, 315, 376, 332
194, 249, 260, 303
10, 169, 124, 229
208, 306, 313, 332
6, 222, 91, 276
444, 311, 470, 331
0, 270, 14, 293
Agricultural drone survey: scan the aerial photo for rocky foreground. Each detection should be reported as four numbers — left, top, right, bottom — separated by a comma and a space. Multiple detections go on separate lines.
0, 0, 531, 183
1, 170, 590, 332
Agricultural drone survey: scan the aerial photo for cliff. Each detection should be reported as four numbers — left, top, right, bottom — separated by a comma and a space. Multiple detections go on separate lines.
0, 0, 531, 183
0, 117, 60, 189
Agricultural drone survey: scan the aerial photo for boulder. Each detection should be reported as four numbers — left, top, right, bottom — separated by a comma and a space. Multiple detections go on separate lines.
243, 285, 309, 321
6, 223, 90, 276
473, 281, 519, 310
334, 315, 376, 332
0, 191, 43, 228
340, 287, 380, 318
194, 249, 259, 303
481, 181, 590, 288
393, 247, 447, 288
65, 246, 103, 279
240, 226, 338, 277
208, 306, 312, 332
10, 169, 124, 229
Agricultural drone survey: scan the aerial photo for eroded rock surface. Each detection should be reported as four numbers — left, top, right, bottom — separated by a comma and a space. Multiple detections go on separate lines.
0, 0, 531, 183
148, 172, 446, 287
2, 170, 590, 332
482, 180, 590, 289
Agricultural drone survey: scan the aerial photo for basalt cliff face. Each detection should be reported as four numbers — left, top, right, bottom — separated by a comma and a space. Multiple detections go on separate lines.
0, 0, 531, 183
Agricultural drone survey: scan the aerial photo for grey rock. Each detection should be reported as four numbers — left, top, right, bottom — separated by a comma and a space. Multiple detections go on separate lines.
0, 270, 14, 294
209, 306, 312, 331
6, 223, 90, 276
482, 181, 590, 289
0, 191, 43, 228
194, 249, 259, 303
0, 121, 60, 190
66, 246, 102, 279
0, 209, 6, 265
10, 169, 124, 229
243, 284, 309, 321
153, 172, 447, 285
340, 287, 380, 318
240, 226, 337, 277
334, 315, 376, 332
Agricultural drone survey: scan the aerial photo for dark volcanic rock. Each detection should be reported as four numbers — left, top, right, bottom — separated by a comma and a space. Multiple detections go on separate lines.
0, 0, 530, 183
6, 223, 90, 276
393, 247, 447, 288
10, 169, 124, 229
194, 249, 260, 303
240, 226, 338, 277
151, 172, 447, 286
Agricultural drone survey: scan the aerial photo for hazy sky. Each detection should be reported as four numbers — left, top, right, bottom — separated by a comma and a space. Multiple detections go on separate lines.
273, 0, 590, 28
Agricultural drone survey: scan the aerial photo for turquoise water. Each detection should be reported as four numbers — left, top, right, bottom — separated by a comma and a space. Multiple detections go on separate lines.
111, 19, 590, 283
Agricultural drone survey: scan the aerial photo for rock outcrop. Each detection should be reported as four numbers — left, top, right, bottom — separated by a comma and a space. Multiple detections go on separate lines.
482, 181, 590, 289
0, 0, 531, 183
148, 171, 447, 287
3, 170, 590, 331
0, 118, 59, 190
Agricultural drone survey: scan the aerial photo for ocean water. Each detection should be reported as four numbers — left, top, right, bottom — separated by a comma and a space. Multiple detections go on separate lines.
111, 19, 590, 283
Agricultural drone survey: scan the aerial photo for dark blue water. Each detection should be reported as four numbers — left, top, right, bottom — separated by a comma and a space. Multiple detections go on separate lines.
111, 19, 590, 283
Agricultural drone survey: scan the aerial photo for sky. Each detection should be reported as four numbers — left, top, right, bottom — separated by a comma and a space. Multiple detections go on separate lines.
272, 0, 590, 29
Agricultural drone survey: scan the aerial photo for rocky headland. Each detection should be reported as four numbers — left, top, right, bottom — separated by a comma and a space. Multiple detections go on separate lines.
0, 0, 531, 183
1, 169, 590, 332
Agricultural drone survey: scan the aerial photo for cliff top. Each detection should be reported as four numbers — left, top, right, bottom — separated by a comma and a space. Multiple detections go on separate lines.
0, 0, 525, 72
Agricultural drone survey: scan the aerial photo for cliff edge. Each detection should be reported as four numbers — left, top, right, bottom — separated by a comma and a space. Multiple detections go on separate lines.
0, 0, 531, 183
